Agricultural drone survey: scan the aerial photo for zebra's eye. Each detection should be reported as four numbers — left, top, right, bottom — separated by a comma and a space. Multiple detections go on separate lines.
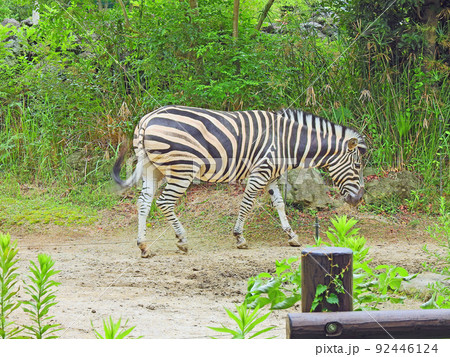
354, 163, 361, 169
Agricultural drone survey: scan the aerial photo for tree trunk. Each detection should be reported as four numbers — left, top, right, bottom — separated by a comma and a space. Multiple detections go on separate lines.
232, 0, 240, 40
256, 0, 275, 31
232, 0, 240, 75
189, 0, 199, 16
116, 0, 131, 29
421, 0, 442, 59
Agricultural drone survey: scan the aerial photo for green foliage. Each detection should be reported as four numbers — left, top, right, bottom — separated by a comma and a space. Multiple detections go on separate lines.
92, 316, 141, 339
421, 283, 450, 309
0, 234, 22, 339
324, 215, 369, 263
208, 303, 275, 339
0, 180, 99, 228
310, 283, 340, 312
242, 215, 417, 314
321, 215, 416, 310
323, 0, 449, 65
22, 253, 61, 339
0, 0, 447, 198
1, 235, 61, 338
244, 257, 301, 310
0, 233, 143, 338
375, 265, 414, 295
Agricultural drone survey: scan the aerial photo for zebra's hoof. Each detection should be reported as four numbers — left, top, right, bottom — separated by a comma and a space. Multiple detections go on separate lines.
176, 242, 188, 253
141, 249, 156, 258
236, 241, 248, 249
288, 238, 301, 247
138, 242, 155, 258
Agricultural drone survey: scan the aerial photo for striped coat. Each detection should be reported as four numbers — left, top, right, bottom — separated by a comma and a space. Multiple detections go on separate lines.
113, 105, 366, 257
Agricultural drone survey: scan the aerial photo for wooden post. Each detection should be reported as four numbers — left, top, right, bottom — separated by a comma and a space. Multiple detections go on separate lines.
287, 309, 450, 339
301, 247, 353, 312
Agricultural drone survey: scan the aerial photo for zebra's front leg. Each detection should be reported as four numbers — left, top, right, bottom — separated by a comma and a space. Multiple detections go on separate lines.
267, 181, 300, 247
233, 174, 267, 249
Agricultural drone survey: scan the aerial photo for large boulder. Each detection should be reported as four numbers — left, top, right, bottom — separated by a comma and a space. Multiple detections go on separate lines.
284, 168, 344, 210
364, 170, 421, 205
1, 18, 20, 28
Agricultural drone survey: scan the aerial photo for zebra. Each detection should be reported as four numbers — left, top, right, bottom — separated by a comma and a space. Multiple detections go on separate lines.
113, 105, 366, 258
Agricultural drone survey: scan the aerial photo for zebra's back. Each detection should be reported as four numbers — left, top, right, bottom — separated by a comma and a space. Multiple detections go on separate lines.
138, 105, 278, 183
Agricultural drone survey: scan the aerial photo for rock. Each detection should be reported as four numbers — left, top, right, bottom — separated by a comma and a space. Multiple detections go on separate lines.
285, 168, 344, 210
4, 38, 21, 55
400, 272, 450, 298
363, 167, 379, 177
303, 21, 322, 29
261, 23, 286, 34
21, 18, 34, 27
364, 170, 421, 205
1, 18, 20, 28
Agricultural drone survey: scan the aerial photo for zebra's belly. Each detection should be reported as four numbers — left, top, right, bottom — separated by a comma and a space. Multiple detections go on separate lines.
147, 148, 252, 183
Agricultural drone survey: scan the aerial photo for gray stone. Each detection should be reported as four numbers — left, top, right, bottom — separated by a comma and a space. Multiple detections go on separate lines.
21, 18, 34, 27
303, 21, 322, 29
364, 170, 420, 204
363, 167, 379, 177
400, 272, 450, 298
285, 168, 344, 209
1, 18, 20, 28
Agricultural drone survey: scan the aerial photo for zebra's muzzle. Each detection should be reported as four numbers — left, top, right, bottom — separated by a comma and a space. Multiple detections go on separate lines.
344, 187, 364, 206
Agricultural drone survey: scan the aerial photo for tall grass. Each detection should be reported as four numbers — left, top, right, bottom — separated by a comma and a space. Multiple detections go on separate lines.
0, 0, 448, 196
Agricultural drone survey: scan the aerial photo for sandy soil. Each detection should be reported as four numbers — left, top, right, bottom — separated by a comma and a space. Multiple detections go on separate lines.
7, 188, 443, 339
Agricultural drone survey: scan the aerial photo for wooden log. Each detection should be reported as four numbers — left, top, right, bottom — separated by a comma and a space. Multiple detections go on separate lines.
287, 309, 450, 339
301, 247, 353, 312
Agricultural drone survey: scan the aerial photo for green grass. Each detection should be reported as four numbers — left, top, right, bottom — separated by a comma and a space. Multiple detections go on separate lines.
0, 194, 98, 228
0, 178, 109, 229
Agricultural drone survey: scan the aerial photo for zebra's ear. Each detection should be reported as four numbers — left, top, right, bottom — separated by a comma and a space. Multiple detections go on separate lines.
347, 138, 359, 151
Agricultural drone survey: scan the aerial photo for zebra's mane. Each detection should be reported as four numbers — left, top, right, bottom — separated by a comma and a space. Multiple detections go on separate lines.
276, 108, 365, 145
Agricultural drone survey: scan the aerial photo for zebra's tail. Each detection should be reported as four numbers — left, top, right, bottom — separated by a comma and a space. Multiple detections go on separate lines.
112, 135, 145, 189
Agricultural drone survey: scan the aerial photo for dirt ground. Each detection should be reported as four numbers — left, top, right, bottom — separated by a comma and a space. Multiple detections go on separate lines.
7, 188, 444, 339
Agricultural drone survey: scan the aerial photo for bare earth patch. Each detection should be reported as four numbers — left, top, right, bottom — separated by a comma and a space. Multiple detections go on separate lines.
7, 187, 443, 339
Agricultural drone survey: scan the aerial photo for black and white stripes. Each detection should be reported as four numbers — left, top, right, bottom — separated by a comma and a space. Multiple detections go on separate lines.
113, 105, 366, 257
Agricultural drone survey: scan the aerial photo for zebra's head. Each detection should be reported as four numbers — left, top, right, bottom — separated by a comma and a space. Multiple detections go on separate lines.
327, 136, 367, 205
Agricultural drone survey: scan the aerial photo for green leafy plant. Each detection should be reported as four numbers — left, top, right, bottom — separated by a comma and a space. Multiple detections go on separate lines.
92, 317, 141, 339
22, 253, 61, 339
0, 233, 22, 339
320, 215, 416, 310
208, 303, 275, 339
245, 257, 301, 310
310, 283, 340, 312
375, 264, 416, 299
421, 283, 450, 309
324, 215, 369, 263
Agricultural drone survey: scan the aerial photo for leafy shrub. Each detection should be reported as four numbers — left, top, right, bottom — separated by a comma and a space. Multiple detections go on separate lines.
0, 233, 21, 338
243, 215, 416, 313
0, 232, 140, 338
208, 303, 275, 339
0, 233, 60, 339
245, 256, 301, 310
92, 317, 141, 339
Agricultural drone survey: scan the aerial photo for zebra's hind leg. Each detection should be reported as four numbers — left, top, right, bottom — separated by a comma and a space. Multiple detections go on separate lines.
137, 165, 163, 258
156, 174, 195, 253
267, 181, 300, 247
233, 173, 268, 249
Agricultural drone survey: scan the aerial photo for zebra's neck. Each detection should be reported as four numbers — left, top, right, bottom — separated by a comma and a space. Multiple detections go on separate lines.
277, 109, 359, 169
